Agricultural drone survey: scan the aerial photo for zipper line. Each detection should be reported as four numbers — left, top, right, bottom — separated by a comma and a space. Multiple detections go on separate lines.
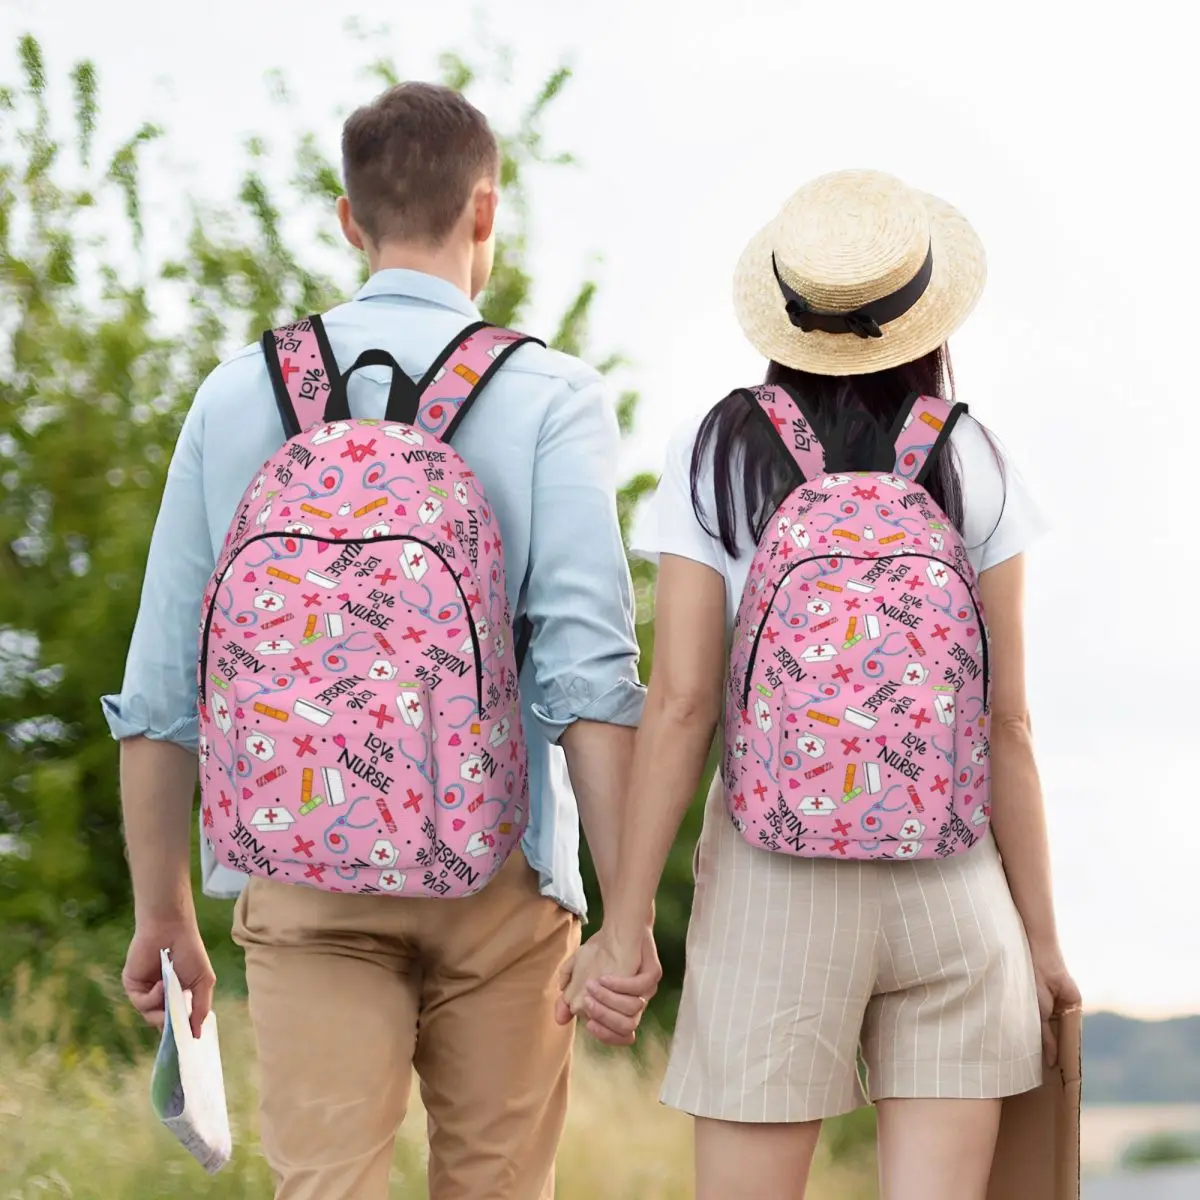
741, 552, 988, 709
199, 532, 484, 712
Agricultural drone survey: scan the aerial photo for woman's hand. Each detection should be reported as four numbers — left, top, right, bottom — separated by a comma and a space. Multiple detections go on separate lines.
1030, 942, 1081, 1067
555, 926, 660, 1046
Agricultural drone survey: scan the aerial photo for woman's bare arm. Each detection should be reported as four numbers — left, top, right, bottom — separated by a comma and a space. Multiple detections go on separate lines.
978, 553, 1058, 947
602, 553, 728, 952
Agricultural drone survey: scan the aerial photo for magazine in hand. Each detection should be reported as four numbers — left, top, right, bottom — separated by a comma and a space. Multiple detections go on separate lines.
149, 948, 232, 1174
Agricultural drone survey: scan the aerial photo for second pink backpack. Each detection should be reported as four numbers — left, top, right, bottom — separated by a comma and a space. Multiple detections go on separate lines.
724, 385, 991, 862
197, 316, 539, 898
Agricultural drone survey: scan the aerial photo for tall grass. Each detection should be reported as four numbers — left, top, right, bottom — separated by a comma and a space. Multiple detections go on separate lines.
1, 964, 877, 1198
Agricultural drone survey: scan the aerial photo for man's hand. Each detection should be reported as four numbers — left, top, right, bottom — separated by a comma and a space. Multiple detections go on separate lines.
123, 919, 215, 1040
555, 925, 660, 1047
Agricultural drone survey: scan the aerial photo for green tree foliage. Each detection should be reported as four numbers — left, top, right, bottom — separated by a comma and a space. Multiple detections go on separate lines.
0, 31, 718, 1048
0, 31, 722, 1050
1121, 1131, 1200, 1170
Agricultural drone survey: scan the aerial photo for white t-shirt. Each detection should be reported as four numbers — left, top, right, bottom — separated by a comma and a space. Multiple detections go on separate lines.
632, 407, 1048, 630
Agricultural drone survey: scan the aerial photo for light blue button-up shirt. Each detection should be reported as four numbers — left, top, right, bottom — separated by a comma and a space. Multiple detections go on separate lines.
102, 269, 645, 917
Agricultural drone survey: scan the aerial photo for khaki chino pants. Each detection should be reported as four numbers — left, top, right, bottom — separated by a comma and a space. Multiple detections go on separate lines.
232, 850, 581, 1200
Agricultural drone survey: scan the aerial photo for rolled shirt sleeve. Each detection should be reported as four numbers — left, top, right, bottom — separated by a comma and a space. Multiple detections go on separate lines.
524, 374, 646, 741
100, 388, 216, 751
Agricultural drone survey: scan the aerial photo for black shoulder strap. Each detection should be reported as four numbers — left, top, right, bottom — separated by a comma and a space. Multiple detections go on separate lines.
411, 323, 544, 442
262, 314, 348, 438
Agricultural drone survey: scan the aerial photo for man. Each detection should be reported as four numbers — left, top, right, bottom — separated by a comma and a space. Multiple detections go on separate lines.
105, 82, 660, 1200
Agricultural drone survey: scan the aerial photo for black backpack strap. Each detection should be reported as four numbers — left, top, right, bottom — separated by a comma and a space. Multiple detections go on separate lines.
891, 395, 969, 484
409, 322, 543, 441
740, 383, 827, 485
261, 314, 348, 438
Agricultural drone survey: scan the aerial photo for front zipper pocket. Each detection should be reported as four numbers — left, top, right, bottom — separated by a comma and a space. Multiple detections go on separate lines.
199, 532, 483, 712
741, 552, 988, 710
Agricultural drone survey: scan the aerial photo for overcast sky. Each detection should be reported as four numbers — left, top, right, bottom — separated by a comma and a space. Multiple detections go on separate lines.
6, 0, 1198, 1017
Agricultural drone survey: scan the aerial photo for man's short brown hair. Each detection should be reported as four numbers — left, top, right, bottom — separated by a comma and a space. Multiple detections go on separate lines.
341, 82, 499, 247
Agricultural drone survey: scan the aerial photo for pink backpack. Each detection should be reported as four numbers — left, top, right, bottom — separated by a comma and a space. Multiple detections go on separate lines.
724, 385, 990, 861
197, 315, 541, 897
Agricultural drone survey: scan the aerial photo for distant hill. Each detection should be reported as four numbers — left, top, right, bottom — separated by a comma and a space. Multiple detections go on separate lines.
1085, 1012, 1200, 1104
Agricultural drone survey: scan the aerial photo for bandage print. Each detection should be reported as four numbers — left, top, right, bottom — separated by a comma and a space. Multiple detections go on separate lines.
723, 395, 989, 863
198, 326, 535, 898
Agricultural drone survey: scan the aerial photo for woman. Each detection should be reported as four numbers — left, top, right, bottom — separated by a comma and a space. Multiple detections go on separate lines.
561, 169, 1080, 1200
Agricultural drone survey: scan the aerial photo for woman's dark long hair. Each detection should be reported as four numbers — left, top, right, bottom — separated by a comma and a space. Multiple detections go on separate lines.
691, 346, 992, 556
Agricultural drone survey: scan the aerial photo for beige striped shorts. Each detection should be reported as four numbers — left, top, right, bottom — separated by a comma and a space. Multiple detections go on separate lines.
660, 778, 1043, 1123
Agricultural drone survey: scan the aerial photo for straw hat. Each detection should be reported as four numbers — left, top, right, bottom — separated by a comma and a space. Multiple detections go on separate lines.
733, 169, 986, 376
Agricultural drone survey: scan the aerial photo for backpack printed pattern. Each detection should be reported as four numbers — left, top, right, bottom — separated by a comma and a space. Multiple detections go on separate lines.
197, 317, 539, 897
725, 387, 990, 862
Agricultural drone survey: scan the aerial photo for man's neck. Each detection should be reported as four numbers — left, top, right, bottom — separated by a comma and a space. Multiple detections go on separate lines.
367, 241, 473, 300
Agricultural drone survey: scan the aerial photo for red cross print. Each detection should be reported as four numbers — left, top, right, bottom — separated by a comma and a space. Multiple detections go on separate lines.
281, 357, 300, 384
202, 806, 214, 828
382, 873, 399, 888
802, 737, 821, 755
405, 696, 421, 716
402, 626, 425, 644
404, 789, 422, 813
218, 791, 233, 816
374, 845, 392, 863
302, 593, 322, 608
832, 664, 852, 683
293, 734, 316, 758
779, 541, 793, 559
763, 626, 778, 644
293, 835, 315, 858
440, 521, 456, 542
758, 598, 770, 616
371, 664, 391, 679
264, 639, 283, 652
904, 665, 925, 684
259, 808, 280, 824
733, 792, 748, 812
767, 406, 788, 435
375, 567, 397, 587
467, 589, 482, 607
329, 526, 348, 538
830, 839, 849, 855
932, 624, 950, 642
909, 707, 931, 729
833, 819, 851, 838
340, 438, 377, 463
845, 597, 862, 611
931, 775, 949, 795
897, 843, 915, 856
251, 737, 269, 756
291, 655, 312, 675
752, 781, 769, 802
407, 550, 425, 572
317, 422, 340, 440
305, 863, 326, 882
370, 704, 395, 730
465, 761, 483, 782
852, 485, 879, 500
259, 594, 279, 609
902, 822, 920, 838
210, 621, 226, 639
841, 736, 861, 754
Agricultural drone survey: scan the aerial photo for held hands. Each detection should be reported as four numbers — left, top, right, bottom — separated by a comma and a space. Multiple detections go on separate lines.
555, 926, 661, 1047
